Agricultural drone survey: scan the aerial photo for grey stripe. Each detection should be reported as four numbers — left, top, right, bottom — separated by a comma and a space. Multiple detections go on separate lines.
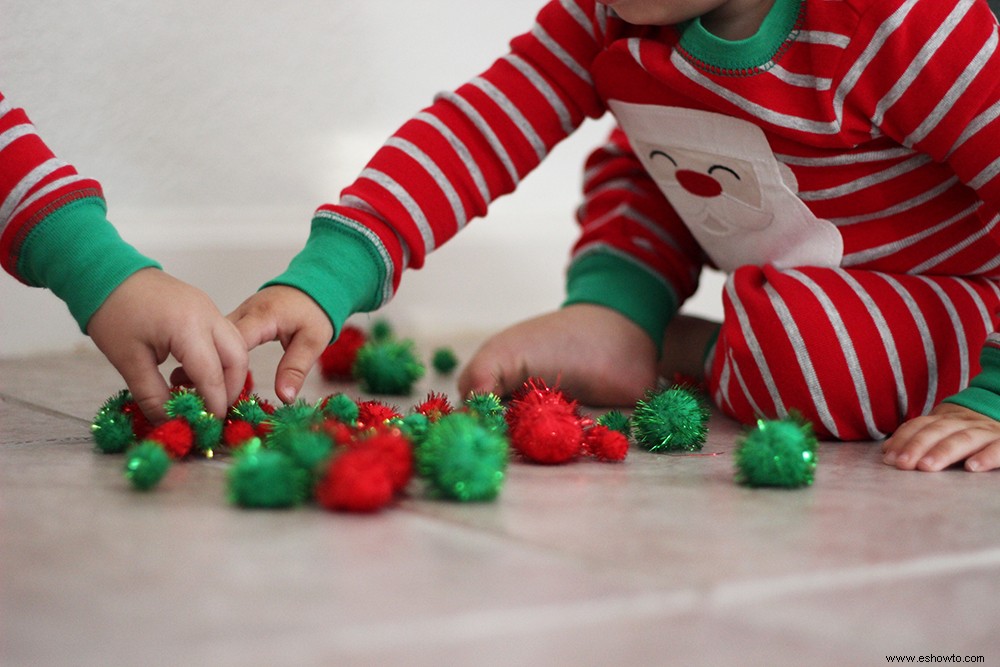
774, 146, 914, 167
908, 212, 999, 274
435, 90, 520, 186
724, 275, 791, 423
968, 154, 1000, 190
767, 64, 832, 91
880, 273, 938, 415
470, 76, 547, 162
414, 111, 490, 206
531, 23, 592, 86
836, 269, 909, 418
841, 200, 977, 265
952, 277, 994, 337
797, 30, 851, 48
357, 168, 436, 254
0, 123, 34, 153
560, 0, 596, 41
313, 209, 396, 306
872, 0, 973, 128
905, 22, 996, 147
505, 54, 576, 135
799, 154, 932, 201
786, 270, 884, 438
7, 174, 89, 224
832, 178, 963, 228
919, 275, 970, 389
729, 350, 769, 420
384, 136, 467, 232
948, 99, 1000, 159
338, 193, 412, 267
0, 157, 68, 225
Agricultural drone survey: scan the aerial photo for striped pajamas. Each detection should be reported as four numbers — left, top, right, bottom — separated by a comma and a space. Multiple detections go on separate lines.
267, 0, 1000, 438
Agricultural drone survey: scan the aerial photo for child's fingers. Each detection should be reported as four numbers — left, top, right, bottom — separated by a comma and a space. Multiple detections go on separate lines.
274, 330, 328, 403
214, 322, 250, 407
882, 418, 963, 469
965, 441, 1000, 472
914, 429, 1000, 471
174, 342, 229, 419
115, 351, 171, 423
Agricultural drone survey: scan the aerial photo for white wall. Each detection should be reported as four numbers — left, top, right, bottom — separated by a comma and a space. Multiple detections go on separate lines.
0, 0, 723, 356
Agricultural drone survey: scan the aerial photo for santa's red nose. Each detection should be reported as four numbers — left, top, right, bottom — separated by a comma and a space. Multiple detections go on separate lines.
676, 169, 722, 198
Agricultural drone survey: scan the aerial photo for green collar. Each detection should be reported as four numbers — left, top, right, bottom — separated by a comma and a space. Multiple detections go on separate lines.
678, 0, 804, 74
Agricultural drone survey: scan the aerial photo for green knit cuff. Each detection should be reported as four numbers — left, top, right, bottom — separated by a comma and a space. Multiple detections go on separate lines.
16, 197, 161, 332
262, 214, 387, 339
563, 251, 678, 352
942, 346, 1000, 420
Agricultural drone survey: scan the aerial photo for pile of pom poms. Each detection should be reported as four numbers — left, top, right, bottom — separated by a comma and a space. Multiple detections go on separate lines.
95, 377, 724, 512
318, 319, 460, 395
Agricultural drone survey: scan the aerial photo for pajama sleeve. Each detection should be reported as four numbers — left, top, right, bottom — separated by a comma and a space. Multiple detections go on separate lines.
265, 0, 618, 337
564, 126, 706, 349
0, 92, 160, 332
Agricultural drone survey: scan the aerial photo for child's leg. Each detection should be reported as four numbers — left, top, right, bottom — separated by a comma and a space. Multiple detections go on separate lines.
705, 265, 1000, 440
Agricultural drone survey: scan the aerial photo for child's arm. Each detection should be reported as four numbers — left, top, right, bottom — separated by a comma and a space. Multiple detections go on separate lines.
1, 93, 247, 421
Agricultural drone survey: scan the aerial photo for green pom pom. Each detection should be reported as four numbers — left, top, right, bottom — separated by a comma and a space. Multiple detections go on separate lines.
370, 319, 394, 342
227, 441, 309, 508
735, 419, 817, 488
319, 393, 359, 425
124, 441, 172, 490
416, 412, 508, 502
431, 347, 459, 374
92, 390, 136, 454
352, 339, 426, 395
632, 386, 709, 452
230, 396, 271, 427
397, 412, 430, 444
165, 388, 221, 455
273, 429, 334, 480
464, 391, 507, 434
596, 410, 632, 438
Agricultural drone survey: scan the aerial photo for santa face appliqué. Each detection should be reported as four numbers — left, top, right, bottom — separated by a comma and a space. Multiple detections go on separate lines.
609, 102, 843, 272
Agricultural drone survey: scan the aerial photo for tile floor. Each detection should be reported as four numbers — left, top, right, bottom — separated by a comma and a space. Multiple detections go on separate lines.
2, 336, 999, 667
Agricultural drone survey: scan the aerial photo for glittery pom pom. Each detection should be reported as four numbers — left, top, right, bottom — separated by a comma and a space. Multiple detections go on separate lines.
596, 410, 632, 438
352, 339, 425, 395
318, 393, 360, 425
318, 325, 367, 381
464, 391, 507, 434
735, 418, 817, 488
431, 347, 458, 374
314, 448, 394, 512
413, 391, 453, 422
353, 428, 414, 493
92, 390, 138, 454
228, 442, 308, 508
583, 425, 629, 462
505, 378, 585, 464
124, 442, 171, 490
356, 400, 401, 430
165, 389, 220, 455
417, 412, 508, 501
632, 386, 709, 452
222, 419, 258, 449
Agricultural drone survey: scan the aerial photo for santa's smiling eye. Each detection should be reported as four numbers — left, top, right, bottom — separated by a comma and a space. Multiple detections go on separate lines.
649, 150, 678, 166
708, 164, 740, 180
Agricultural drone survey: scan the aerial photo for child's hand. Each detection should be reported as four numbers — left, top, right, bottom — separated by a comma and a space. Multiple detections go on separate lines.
227, 285, 333, 404
883, 403, 1000, 472
87, 268, 249, 423
458, 303, 659, 406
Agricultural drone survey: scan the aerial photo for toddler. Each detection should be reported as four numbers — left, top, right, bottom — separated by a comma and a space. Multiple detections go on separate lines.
230, 0, 1000, 472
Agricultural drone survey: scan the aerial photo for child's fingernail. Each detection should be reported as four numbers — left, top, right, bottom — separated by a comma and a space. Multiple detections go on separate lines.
918, 455, 936, 469
895, 453, 910, 466
883, 451, 897, 465
967, 459, 981, 472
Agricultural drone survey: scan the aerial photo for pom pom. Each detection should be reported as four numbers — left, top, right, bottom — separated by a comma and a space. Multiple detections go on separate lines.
632, 386, 709, 452
352, 339, 425, 395
315, 448, 394, 512
505, 378, 585, 464
229, 395, 273, 430
318, 393, 359, 425
227, 442, 309, 508
735, 418, 817, 488
370, 319, 394, 343
124, 442, 172, 491
583, 425, 629, 462
145, 417, 195, 458
164, 389, 221, 455
431, 347, 458, 374
356, 400, 401, 430
122, 400, 153, 440
417, 412, 508, 501
596, 410, 632, 438
318, 325, 367, 381
222, 419, 258, 449
413, 391, 453, 422
352, 428, 414, 493
396, 412, 429, 444
92, 390, 137, 454
464, 391, 507, 434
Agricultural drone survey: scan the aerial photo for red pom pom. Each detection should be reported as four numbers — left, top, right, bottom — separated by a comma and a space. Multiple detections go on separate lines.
123, 400, 153, 440
352, 428, 413, 493
237, 371, 255, 402
223, 419, 257, 449
505, 378, 585, 464
584, 425, 629, 462
315, 448, 394, 512
146, 417, 194, 458
356, 400, 401, 430
413, 391, 453, 422
319, 325, 367, 381
323, 418, 356, 446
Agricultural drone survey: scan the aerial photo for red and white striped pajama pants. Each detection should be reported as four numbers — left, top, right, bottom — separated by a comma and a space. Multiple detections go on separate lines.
705, 265, 1000, 441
